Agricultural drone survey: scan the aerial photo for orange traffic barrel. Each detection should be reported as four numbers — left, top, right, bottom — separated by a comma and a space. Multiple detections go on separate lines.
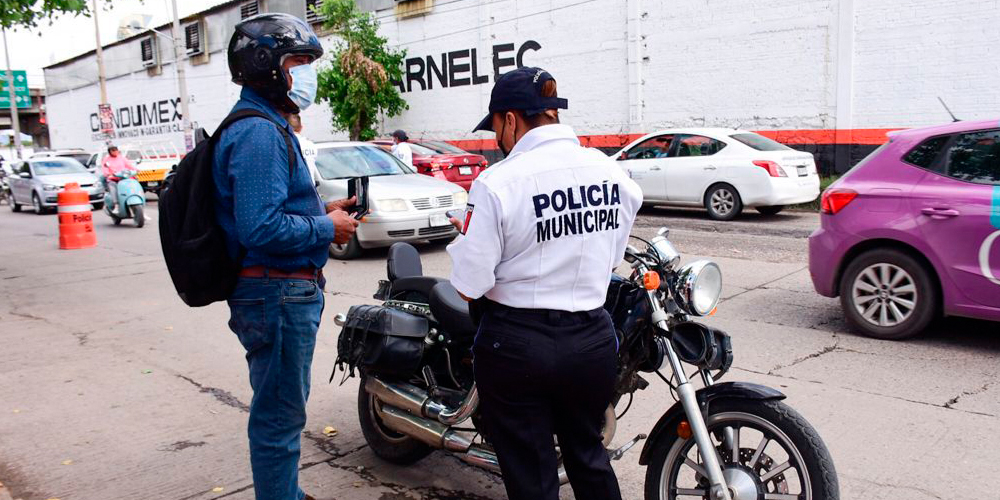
57, 182, 97, 249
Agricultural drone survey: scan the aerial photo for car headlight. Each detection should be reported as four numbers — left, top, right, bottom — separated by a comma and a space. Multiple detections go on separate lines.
673, 260, 722, 316
452, 190, 468, 206
43, 184, 60, 191
374, 198, 408, 212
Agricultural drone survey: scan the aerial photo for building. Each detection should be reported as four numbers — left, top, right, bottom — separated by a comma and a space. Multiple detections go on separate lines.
44, 0, 1000, 173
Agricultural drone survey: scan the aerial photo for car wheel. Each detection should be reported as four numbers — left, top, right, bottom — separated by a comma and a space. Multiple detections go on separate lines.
756, 205, 784, 216
704, 183, 742, 221
32, 192, 47, 215
329, 235, 362, 260
838, 248, 938, 340
92, 202, 104, 210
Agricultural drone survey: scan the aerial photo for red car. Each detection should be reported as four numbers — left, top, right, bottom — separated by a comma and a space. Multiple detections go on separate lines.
372, 140, 488, 191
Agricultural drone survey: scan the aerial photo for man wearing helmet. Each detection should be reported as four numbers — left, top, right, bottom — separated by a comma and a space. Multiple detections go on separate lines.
215, 13, 358, 500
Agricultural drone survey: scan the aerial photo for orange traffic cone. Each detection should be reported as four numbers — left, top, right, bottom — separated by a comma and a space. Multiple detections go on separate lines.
57, 183, 97, 249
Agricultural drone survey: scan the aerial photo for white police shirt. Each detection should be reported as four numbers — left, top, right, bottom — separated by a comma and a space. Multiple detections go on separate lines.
391, 142, 413, 168
448, 124, 643, 312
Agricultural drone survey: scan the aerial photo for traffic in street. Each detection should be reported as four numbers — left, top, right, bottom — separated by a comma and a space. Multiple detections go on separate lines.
1, 202, 996, 500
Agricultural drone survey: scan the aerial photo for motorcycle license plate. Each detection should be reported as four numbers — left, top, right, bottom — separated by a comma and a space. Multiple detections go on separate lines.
429, 213, 450, 227
147, 181, 159, 187
458, 166, 473, 176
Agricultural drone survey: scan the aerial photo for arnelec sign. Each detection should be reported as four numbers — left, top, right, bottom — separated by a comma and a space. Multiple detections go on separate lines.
397, 40, 541, 93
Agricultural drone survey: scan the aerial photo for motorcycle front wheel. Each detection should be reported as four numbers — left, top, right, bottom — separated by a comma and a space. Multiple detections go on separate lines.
357, 374, 433, 465
644, 399, 838, 500
133, 205, 145, 228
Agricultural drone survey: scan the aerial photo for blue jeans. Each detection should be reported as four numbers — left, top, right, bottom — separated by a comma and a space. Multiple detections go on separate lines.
227, 276, 324, 500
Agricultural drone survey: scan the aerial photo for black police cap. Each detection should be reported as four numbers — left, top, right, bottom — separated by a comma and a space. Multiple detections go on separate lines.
473, 67, 569, 132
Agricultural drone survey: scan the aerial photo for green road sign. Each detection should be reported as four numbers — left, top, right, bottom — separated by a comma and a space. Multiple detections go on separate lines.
0, 70, 30, 109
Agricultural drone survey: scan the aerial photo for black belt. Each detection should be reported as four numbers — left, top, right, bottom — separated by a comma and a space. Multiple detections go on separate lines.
483, 299, 604, 324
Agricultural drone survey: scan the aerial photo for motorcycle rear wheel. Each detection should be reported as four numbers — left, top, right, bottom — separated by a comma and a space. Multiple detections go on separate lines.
357, 374, 433, 465
644, 399, 838, 500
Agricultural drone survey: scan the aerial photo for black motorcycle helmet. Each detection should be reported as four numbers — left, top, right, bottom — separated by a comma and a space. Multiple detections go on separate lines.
228, 13, 324, 114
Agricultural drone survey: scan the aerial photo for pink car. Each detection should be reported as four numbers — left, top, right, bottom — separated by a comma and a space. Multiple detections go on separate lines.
809, 119, 1000, 339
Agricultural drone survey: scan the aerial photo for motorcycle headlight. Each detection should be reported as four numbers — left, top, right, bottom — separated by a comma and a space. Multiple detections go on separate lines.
673, 260, 722, 316
452, 190, 468, 206
374, 198, 408, 212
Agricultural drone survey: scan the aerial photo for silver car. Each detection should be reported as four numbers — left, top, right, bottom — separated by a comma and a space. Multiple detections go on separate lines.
8, 157, 103, 214
312, 142, 468, 259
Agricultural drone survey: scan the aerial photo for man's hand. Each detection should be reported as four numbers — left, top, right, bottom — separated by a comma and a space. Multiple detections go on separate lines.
325, 196, 356, 214
449, 216, 463, 232
327, 210, 360, 244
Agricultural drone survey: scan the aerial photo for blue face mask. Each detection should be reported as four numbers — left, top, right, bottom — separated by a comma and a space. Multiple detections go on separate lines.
287, 63, 318, 111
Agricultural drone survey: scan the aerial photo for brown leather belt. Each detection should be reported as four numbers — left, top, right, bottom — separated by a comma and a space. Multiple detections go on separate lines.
238, 265, 323, 280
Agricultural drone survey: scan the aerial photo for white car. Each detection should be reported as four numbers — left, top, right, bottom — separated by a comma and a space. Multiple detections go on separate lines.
312, 142, 468, 259
613, 128, 820, 220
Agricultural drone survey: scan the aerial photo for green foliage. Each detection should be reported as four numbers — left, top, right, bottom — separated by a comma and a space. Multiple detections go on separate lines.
314, 0, 406, 141
1, 0, 90, 29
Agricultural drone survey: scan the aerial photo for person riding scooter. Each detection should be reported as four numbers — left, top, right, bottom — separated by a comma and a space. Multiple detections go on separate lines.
102, 145, 134, 211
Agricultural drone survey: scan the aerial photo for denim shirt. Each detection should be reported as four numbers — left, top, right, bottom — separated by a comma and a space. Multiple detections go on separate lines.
213, 88, 335, 271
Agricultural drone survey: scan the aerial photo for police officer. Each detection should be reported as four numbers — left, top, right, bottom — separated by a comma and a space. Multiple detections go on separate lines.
448, 67, 642, 500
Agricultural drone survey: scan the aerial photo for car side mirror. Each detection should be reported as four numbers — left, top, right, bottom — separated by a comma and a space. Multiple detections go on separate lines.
618, 152, 627, 160
19, 172, 31, 179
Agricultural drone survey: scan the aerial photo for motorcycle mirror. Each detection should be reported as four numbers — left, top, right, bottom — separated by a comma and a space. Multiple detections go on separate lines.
657, 227, 670, 237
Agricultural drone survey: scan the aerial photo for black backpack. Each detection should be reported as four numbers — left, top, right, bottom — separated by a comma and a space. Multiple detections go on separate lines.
159, 109, 295, 307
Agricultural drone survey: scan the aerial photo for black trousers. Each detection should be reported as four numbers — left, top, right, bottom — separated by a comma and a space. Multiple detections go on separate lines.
473, 302, 623, 500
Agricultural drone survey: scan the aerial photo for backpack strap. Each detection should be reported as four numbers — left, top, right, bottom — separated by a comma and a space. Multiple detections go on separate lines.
213, 108, 297, 179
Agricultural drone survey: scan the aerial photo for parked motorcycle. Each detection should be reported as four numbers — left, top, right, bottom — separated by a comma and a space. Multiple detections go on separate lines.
103, 170, 146, 228
333, 228, 838, 500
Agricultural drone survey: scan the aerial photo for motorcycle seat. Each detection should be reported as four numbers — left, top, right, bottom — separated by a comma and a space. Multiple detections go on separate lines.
387, 243, 422, 280
429, 282, 477, 340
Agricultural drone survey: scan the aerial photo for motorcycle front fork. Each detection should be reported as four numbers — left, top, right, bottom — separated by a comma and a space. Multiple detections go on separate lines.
650, 308, 733, 500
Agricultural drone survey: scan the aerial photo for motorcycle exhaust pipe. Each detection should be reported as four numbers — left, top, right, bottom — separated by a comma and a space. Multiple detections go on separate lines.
365, 376, 477, 425
377, 403, 571, 484
377, 404, 472, 452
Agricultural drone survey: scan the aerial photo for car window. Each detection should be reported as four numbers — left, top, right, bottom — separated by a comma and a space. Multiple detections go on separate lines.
408, 143, 438, 156
623, 135, 675, 160
19, 162, 30, 175
315, 146, 414, 180
32, 159, 88, 175
730, 133, 791, 151
944, 129, 1000, 185
421, 141, 467, 154
674, 134, 726, 157
902, 136, 948, 169
60, 153, 92, 165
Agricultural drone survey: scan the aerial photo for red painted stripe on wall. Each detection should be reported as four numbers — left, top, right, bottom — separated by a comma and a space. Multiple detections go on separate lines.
447, 128, 901, 151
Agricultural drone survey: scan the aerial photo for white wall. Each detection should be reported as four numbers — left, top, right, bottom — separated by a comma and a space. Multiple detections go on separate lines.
43, 0, 1000, 152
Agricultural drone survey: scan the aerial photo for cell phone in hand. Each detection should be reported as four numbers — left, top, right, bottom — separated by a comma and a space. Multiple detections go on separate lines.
347, 176, 370, 220
446, 209, 464, 220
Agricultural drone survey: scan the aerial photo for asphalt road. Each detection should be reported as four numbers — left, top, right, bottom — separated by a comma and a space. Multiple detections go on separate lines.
1, 201, 998, 500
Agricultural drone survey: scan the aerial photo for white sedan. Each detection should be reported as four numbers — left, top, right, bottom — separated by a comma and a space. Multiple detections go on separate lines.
612, 128, 820, 220
311, 142, 467, 259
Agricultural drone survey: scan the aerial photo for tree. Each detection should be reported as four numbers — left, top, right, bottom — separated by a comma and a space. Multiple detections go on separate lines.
315, 0, 407, 141
2, 0, 92, 29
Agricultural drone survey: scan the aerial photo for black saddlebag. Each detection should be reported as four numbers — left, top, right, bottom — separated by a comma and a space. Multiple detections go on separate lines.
335, 304, 428, 378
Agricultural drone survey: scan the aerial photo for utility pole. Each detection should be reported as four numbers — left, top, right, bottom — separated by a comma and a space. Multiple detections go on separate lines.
2, 28, 22, 159
169, 0, 193, 151
92, 0, 108, 104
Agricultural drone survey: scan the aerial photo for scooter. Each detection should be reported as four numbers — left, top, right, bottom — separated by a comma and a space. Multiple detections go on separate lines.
103, 170, 146, 228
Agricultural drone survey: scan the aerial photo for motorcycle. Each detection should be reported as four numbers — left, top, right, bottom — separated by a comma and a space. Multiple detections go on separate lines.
103, 170, 146, 228
332, 228, 839, 500
0, 166, 11, 206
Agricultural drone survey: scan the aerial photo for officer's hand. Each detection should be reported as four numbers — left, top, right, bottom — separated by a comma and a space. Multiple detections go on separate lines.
328, 210, 360, 244
449, 216, 463, 232
325, 196, 356, 214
